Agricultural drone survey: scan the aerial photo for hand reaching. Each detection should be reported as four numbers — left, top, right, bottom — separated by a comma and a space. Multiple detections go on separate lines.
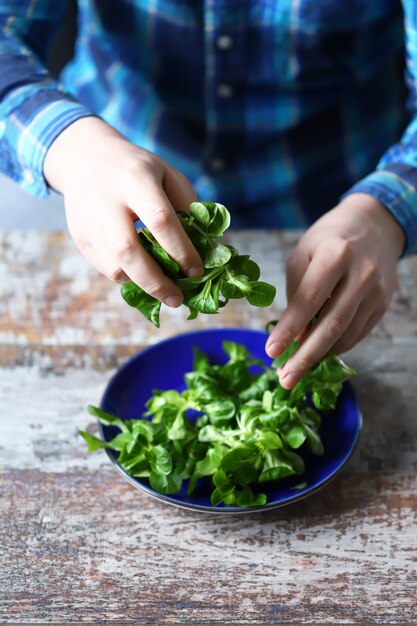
43, 117, 203, 308
266, 193, 405, 388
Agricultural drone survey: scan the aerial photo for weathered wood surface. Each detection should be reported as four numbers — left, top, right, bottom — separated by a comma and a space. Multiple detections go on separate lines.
1, 230, 417, 624
1, 471, 416, 623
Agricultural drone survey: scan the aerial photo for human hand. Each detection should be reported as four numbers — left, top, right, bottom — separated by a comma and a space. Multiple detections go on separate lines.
266, 193, 405, 388
43, 117, 203, 308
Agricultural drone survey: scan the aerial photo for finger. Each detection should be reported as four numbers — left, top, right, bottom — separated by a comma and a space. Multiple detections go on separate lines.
266, 248, 346, 357
77, 243, 109, 277
128, 177, 203, 277
277, 277, 365, 388
355, 307, 387, 345
332, 276, 394, 353
331, 298, 380, 354
285, 244, 309, 303
101, 210, 184, 307
163, 165, 197, 212
88, 237, 130, 283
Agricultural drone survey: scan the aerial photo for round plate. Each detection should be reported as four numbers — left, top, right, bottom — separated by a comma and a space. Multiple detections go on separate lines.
99, 328, 362, 514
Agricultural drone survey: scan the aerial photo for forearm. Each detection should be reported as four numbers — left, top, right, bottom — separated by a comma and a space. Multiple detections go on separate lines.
43, 116, 119, 192
0, 2, 92, 197
342, 0, 417, 256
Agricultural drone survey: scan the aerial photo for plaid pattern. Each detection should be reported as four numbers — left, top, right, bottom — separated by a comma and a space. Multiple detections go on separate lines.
1, 0, 417, 254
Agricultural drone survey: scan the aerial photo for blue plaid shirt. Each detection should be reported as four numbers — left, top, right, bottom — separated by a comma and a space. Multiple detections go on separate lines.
1, 0, 417, 254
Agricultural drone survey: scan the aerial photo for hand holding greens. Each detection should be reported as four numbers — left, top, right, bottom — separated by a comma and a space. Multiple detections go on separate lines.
80, 340, 356, 508
121, 202, 276, 326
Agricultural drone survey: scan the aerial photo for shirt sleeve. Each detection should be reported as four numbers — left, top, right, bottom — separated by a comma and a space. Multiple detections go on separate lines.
342, 0, 417, 256
0, 1, 93, 198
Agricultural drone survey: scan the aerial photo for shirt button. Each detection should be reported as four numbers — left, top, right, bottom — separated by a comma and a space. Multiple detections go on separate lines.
217, 84, 234, 98
210, 158, 225, 171
216, 34, 234, 50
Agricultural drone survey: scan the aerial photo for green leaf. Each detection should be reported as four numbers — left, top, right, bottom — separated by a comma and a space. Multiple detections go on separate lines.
120, 201, 277, 325
220, 447, 259, 485
109, 432, 133, 451
312, 388, 338, 410
149, 243, 180, 275
189, 201, 211, 226
237, 485, 254, 507
220, 279, 243, 299
222, 340, 250, 361
167, 412, 190, 440
291, 482, 308, 490
207, 203, 231, 237
192, 346, 210, 372
230, 255, 261, 281
256, 431, 283, 451
187, 306, 199, 320
272, 342, 299, 369
239, 371, 273, 402
188, 279, 217, 313
205, 399, 236, 425
131, 420, 155, 443
149, 445, 173, 475
259, 405, 293, 430
280, 449, 305, 474
252, 492, 268, 506
223, 491, 237, 506
210, 487, 226, 506
203, 241, 233, 268
120, 281, 161, 328
282, 423, 307, 449
311, 354, 357, 385
175, 275, 206, 291
149, 471, 182, 494
123, 456, 151, 477
198, 425, 226, 443
218, 360, 252, 393
304, 425, 324, 455
79, 431, 110, 452
244, 281, 276, 307
259, 450, 296, 482
262, 390, 274, 412
87, 405, 130, 433
213, 468, 234, 493
188, 446, 224, 494
185, 371, 222, 403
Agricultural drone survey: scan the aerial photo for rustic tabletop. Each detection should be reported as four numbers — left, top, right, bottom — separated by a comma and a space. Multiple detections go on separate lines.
1, 229, 416, 624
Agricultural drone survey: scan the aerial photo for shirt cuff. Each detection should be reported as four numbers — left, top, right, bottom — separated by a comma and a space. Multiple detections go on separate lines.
0, 88, 94, 198
342, 166, 417, 256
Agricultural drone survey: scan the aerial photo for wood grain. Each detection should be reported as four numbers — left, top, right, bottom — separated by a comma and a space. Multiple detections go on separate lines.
1, 230, 416, 349
1, 471, 416, 623
1, 230, 417, 624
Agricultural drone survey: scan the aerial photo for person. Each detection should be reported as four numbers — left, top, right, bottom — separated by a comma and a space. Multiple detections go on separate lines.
1, 1, 416, 390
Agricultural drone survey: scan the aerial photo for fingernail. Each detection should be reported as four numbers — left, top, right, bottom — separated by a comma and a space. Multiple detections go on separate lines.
266, 341, 285, 357
164, 294, 183, 308
187, 266, 204, 277
279, 370, 298, 389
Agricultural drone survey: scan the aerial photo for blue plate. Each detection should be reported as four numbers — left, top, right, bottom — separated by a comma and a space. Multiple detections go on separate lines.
99, 328, 362, 514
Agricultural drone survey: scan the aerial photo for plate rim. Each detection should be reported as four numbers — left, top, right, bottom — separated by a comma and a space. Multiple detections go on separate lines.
98, 327, 363, 514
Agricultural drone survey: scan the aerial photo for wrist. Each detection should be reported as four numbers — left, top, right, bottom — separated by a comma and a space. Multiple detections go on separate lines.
43, 116, 121, 194
338, 192, 406, 260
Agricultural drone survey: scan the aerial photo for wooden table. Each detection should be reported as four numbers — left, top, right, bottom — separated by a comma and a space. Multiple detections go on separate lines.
1, 230, 416, 624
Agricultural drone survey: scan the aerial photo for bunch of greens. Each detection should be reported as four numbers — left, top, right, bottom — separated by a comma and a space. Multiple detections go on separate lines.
80, 340, 356, 508
121, 201, 276, 327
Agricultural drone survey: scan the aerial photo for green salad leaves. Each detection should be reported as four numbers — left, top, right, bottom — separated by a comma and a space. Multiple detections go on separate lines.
80, 340, 356, 508
121, 202, 276, 327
